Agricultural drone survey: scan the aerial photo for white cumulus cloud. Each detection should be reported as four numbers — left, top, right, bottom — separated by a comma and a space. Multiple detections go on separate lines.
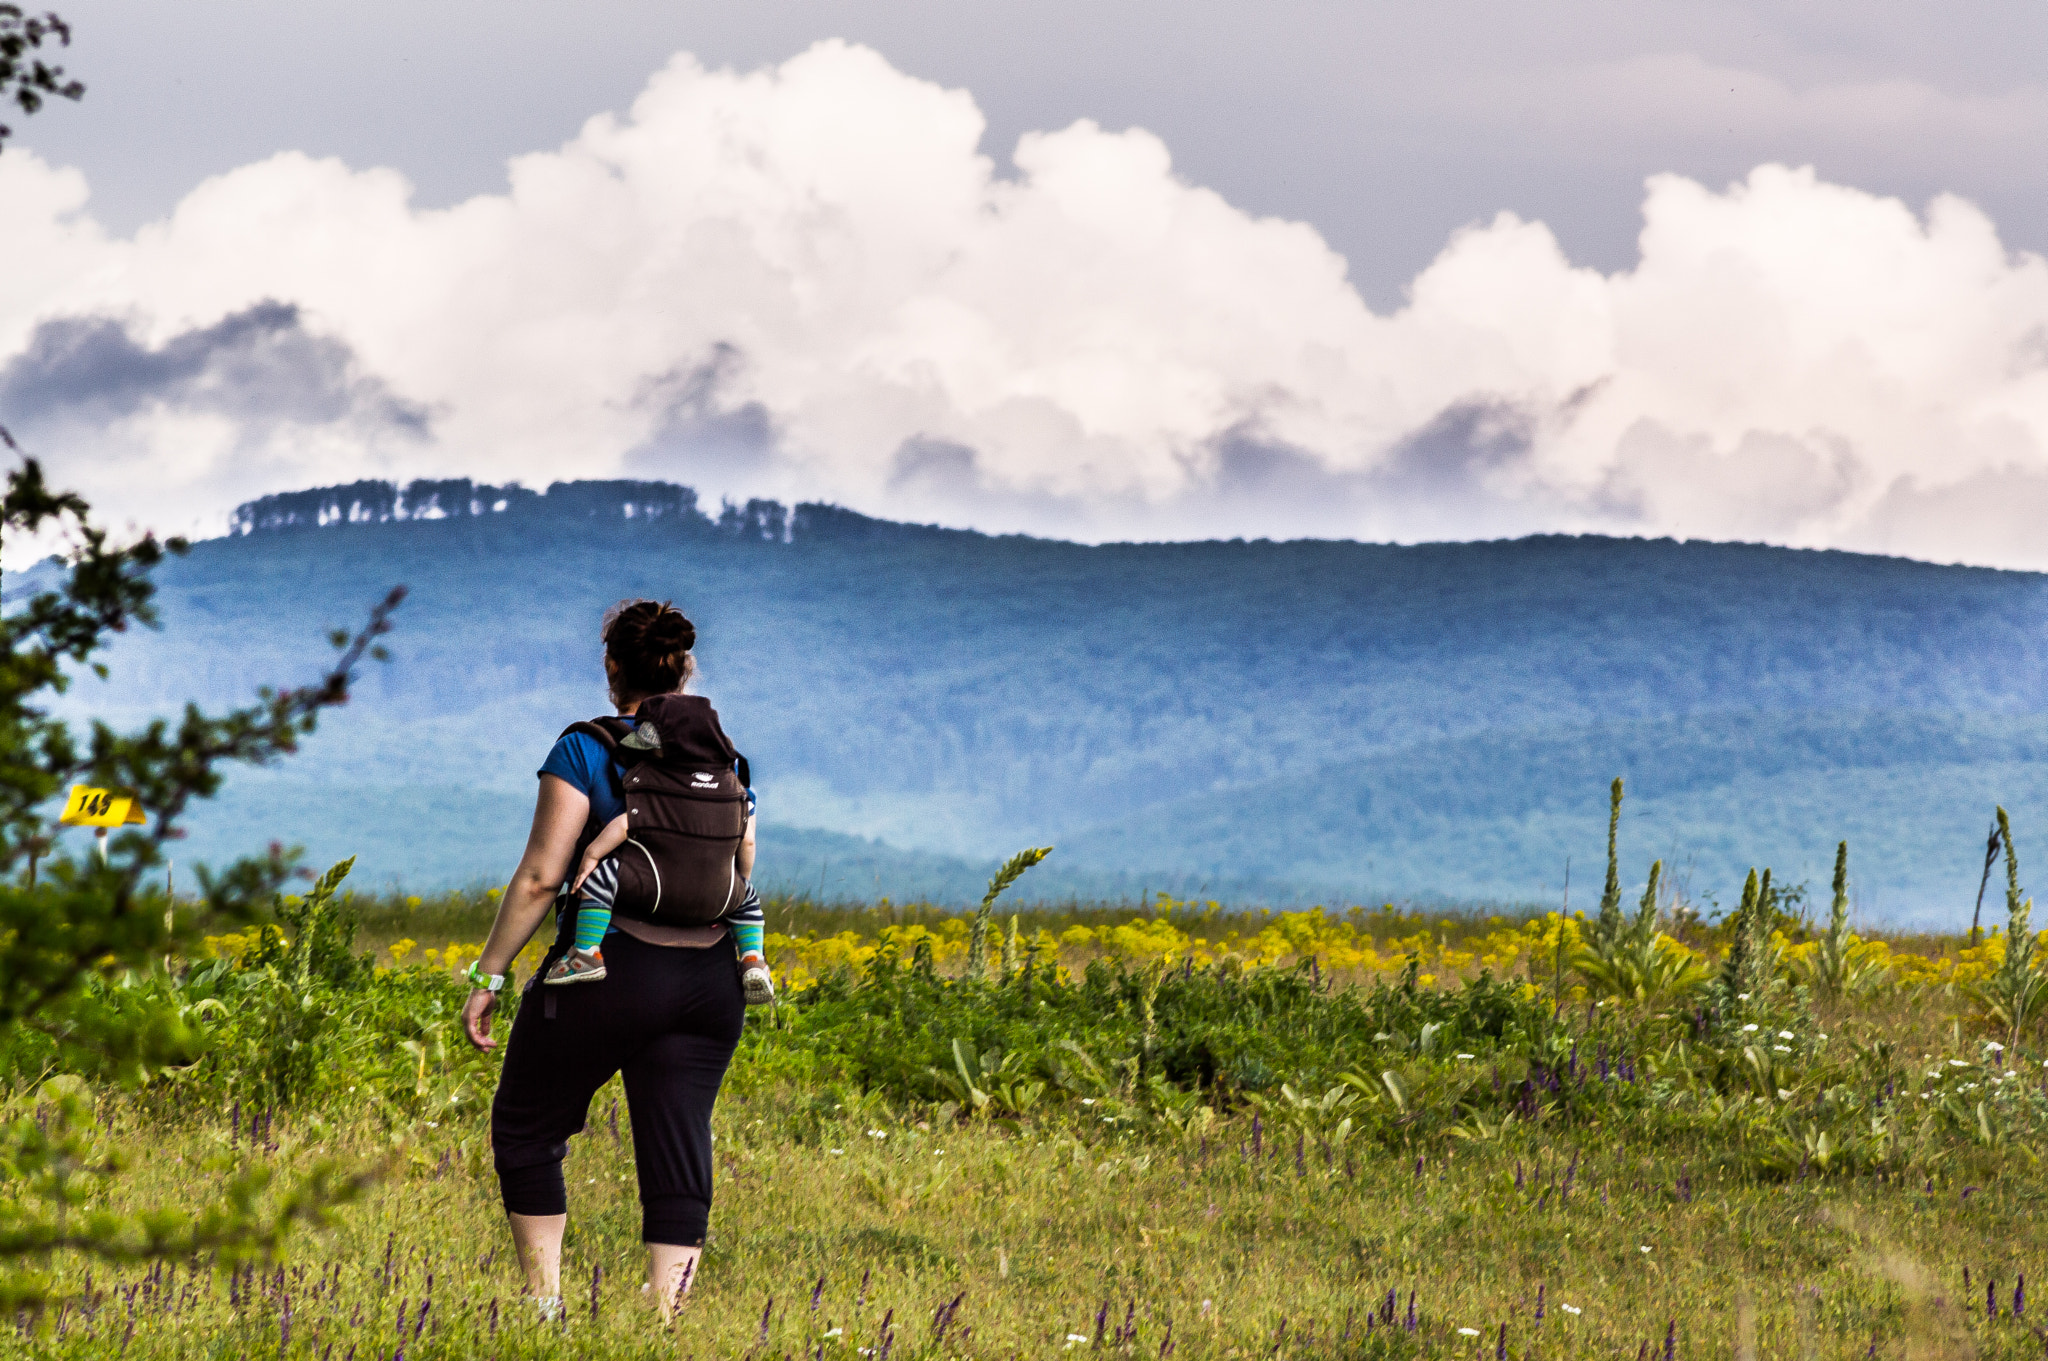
5, 39, 2048, 566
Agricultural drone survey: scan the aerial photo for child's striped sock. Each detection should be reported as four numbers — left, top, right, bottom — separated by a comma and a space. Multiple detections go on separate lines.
732, 920, 764, 959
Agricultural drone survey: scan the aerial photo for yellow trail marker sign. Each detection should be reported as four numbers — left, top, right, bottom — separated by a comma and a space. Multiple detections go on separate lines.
60, 785, 146, 828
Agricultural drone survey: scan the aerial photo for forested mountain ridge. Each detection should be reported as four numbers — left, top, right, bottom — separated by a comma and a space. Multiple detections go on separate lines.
22, 477, 2048, 922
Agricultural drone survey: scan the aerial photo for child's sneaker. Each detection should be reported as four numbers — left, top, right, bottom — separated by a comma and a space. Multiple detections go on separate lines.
544, 947, 606, 985
740, 955, 775, 1007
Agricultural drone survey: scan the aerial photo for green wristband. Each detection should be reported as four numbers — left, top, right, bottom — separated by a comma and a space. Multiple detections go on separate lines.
467, 961, 506, 993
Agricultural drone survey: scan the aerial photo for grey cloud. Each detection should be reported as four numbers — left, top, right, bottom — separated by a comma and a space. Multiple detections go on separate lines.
0, 301, 431, 437
620, 343, 778, 489
889, 436, 980, 494
1374, 400, 1538, 500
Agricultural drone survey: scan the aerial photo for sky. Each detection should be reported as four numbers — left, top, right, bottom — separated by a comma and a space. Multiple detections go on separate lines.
7, 0, 2048, 565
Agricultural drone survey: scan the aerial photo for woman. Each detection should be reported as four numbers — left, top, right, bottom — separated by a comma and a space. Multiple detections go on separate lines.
462, 598, 758, 1318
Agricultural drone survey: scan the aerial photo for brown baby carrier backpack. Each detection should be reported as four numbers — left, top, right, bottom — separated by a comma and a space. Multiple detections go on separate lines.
561, 694, 751, 926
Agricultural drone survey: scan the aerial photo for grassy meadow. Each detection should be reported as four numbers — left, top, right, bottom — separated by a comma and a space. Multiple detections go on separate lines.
14, 875, 2048, 1359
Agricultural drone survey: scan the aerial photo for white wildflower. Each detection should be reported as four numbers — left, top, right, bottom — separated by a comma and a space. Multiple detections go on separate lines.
1456, 1053, 1475, 1060
1459, 1328, 1481, 1336
1773, 1045, 1792, 1053
1742, 1023, 1760, 1032
1561, 1304, 1583, 1315
824, 1328, 843, 1338
829, 1148, 844, 1155
1777, 1030, 1795, 1040
867, 1129, 888, 1139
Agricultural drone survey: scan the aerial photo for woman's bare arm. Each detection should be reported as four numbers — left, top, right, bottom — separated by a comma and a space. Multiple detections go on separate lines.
464, 774, 589, 1049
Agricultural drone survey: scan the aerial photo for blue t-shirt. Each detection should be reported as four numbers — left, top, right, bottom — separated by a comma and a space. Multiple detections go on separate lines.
538, 732, 627, 825
537, 730, 756, 825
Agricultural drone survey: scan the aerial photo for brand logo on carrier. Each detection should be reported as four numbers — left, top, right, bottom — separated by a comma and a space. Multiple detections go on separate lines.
691, 771, 718, 786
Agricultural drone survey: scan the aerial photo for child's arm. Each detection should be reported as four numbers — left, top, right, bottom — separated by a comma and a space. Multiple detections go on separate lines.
571, 812, 630, 893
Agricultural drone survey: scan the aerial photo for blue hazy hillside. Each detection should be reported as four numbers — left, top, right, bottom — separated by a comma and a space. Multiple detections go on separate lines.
26, 477, 2048, 923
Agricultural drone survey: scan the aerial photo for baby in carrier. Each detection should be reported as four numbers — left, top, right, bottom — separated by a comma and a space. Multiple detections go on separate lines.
544, 693, 774, 1006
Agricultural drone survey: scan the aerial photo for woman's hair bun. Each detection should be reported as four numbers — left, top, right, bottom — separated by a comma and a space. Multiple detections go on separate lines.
603, 598, 697, 697
646, 606, 696, 653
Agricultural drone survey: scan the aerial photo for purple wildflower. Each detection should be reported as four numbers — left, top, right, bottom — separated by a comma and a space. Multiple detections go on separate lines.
811, 1276, 826, 1313
759, 1295, 773, 1344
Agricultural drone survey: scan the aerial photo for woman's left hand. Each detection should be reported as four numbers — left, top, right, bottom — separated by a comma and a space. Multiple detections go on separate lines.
464, 987, 501, 1050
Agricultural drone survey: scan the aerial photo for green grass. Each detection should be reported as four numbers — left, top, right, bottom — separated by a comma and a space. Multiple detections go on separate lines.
23, 1084, 2045, 1359
20, 892, 2048, 1358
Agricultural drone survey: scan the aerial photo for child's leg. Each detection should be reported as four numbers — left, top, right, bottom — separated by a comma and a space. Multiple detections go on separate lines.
731, 917, 763, 963
728, 881, 765, 961
729, 883, 773, 1005
573, 857, 618, 953
546, 858, 619, 984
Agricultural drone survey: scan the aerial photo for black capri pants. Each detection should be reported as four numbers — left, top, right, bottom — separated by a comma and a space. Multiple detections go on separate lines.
491, 930, 746, 1246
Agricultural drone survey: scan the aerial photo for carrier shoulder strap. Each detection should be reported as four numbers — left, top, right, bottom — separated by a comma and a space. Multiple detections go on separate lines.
559, 715, 636, 752
562, 712, 749, 788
